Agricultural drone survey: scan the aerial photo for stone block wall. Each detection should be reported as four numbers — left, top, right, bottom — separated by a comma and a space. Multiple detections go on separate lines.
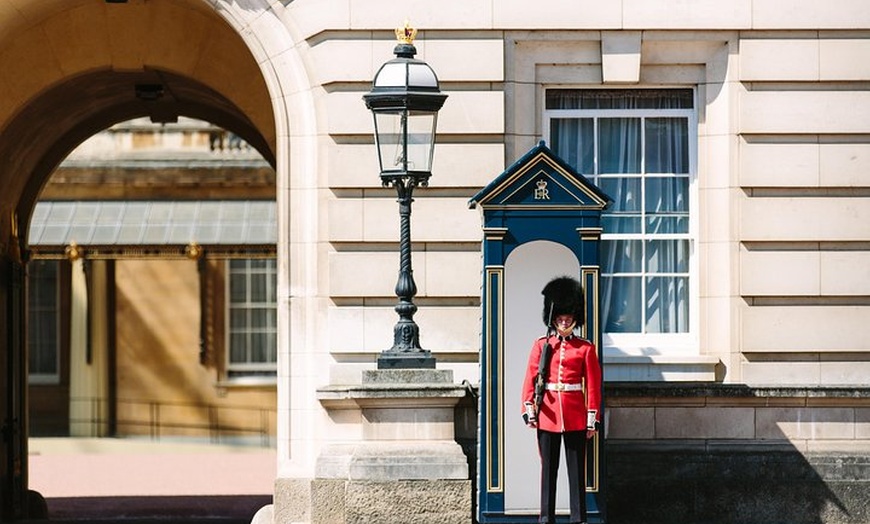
604, 384, 870, 524
454, 384, 870, 523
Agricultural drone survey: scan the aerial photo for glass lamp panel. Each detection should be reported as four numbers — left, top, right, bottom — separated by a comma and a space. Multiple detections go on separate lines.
374, 111, 404, 173
373, 61, 406, 88
374, 110, 436, 173
407, 62, 438, 88
406, 110, 437, 172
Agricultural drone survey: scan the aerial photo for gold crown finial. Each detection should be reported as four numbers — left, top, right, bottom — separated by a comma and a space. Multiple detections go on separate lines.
395, 20, 417, 45
65, 241, 82, 261
185, 241, 204, 260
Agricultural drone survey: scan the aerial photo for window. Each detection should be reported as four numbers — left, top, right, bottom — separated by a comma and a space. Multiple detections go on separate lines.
545, 89, 696, 351
28, 260, 60, 384
227, 258, 277, 379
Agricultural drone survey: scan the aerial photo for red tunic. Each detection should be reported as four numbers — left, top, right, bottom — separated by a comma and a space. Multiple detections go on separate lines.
521, 335, 602, 433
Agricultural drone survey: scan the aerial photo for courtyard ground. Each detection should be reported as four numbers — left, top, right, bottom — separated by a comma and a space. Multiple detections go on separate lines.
28, 438, 275, 521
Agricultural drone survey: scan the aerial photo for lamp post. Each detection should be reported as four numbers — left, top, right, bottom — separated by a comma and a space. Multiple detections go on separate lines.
364, 22, 447, 369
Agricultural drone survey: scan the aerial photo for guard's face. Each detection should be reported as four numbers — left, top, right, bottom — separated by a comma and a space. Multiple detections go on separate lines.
555, 314, 574, 326
554, 314, 576, 336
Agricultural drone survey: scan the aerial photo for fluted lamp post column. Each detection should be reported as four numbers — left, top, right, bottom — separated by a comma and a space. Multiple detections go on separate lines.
363, 22, 447, 369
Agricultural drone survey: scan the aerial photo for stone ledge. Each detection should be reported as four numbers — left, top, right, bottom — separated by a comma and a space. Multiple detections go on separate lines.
317, 368, 468, 409
603, 354, 721, 382
606, 382, 870, 399
316, 383, 467, 409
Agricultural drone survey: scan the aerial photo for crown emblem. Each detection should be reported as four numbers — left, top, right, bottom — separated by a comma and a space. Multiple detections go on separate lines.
534, 178, 551, 200
395, 20, 417, 45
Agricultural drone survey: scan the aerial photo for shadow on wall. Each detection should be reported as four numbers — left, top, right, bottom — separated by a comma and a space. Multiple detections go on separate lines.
604, 383, 868, 524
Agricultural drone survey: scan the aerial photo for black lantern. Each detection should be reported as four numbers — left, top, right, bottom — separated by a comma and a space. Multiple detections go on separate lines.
363, 22, 447, 369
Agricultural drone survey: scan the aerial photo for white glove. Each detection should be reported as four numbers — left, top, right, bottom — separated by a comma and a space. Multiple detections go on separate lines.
523, 402, 537, 426
587, 409, 598, 431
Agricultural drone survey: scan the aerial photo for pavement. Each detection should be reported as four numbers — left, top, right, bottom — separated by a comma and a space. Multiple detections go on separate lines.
27, 438, 276, 522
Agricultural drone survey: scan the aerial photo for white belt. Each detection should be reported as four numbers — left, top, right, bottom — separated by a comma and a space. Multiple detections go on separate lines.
546, 382, 584, 392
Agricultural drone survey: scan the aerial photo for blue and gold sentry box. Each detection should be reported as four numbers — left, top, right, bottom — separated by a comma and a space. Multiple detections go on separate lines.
469, 141, 612, 524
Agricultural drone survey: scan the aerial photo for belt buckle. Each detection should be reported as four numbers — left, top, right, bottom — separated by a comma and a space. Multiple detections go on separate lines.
555, 383, 565, 391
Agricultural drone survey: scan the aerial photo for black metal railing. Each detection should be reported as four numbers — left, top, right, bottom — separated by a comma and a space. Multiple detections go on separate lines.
61, 397, 276, 447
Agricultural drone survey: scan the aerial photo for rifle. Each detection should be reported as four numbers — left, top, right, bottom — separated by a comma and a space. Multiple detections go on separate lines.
530, 303, 555, 422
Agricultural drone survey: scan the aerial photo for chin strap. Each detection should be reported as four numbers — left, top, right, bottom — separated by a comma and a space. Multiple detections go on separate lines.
556, 322, 576, 337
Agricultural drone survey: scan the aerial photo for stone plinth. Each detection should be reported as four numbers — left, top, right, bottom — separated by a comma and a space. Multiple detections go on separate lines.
310, 369, 472, 524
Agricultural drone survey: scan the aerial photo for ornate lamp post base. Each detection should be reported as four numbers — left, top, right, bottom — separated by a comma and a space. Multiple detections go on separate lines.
377, 295, 436, 369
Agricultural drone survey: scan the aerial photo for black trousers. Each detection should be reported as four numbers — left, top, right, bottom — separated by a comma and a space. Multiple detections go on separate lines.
537, 429, 587, 524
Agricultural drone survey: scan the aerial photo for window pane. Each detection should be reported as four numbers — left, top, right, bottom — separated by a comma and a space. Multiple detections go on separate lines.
645, 118, 689, 174
599, 177, 641, 213
645, 176, 689, 235
250, 273, 267, 302
251, 308, 269, 329
266, 276, 277, 303
602, 240, 642, 273
645, 240, 690, 274
599, 177, 642, 234
645, 276, 689, 333
550, 118, 594, 174
230, 308, 247, 329
602, 276, 642, 333
230, 275, 246, 303
601, 215, 642, 235
251, 333, 268, 362
265, 333, 277, 362
646, 216, 689, 235
645, 176, 688, 213
599, 118, 641, 173
230, 333, 247, 363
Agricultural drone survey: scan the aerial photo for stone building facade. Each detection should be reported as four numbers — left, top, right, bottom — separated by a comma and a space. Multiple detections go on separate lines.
0, 1, 868, 523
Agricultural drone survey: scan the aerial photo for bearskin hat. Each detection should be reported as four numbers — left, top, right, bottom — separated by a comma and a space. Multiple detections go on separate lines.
541, 276, 585, 328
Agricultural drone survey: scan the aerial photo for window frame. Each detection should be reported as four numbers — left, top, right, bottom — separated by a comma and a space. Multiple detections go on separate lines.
27, 259, 62, 385
224, 257, 278, 383
543, 88, 700, 355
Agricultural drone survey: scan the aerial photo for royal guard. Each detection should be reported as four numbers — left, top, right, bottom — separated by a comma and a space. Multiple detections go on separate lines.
521, 276, 602, 524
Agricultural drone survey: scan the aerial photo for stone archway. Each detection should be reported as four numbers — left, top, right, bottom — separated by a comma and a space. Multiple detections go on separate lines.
0, 0, 310, 518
